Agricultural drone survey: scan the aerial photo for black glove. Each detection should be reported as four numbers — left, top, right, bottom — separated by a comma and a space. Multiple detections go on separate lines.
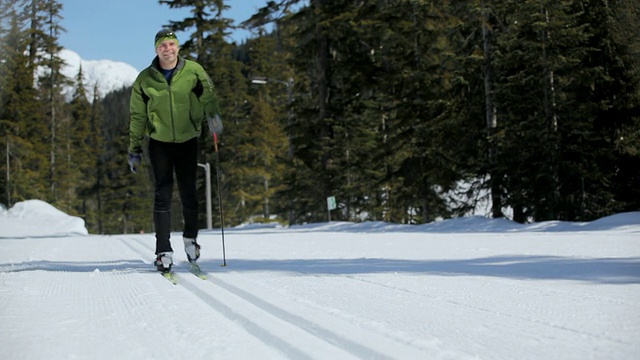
128, 153, 142, 174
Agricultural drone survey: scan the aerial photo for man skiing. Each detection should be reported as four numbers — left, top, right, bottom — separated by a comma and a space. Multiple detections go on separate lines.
128, 28, 222, 273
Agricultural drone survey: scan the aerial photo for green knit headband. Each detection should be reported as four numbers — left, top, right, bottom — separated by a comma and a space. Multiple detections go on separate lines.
154, 30, 179, 48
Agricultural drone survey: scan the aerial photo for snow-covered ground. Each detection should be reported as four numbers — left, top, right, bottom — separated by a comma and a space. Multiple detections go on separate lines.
1, 200, 638, 359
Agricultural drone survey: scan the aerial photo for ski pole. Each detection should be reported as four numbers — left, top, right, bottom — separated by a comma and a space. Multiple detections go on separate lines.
213, 132, 227, 266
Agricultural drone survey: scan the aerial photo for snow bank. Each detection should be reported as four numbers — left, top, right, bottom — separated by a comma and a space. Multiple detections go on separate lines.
1, 198, 638, 238
0, 200, 88, 237
240, 213, 640, 234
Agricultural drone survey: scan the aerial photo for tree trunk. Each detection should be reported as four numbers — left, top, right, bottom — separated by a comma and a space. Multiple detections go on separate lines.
5, 139, 10, 207
541, 5, 559, 219
313, 0, 332, 207
482, 2, 502, 218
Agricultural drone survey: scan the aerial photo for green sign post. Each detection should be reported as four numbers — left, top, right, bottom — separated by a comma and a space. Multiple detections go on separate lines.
327, 196, 336, 222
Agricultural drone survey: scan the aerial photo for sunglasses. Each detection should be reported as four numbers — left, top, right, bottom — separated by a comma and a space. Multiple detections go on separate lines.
155, 30, 177, 43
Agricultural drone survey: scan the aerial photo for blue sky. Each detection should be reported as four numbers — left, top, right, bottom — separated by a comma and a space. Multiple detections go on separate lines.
58, 0, 271, 71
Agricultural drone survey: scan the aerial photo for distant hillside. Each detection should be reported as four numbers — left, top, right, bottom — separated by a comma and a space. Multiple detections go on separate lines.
58, 48, 139, 102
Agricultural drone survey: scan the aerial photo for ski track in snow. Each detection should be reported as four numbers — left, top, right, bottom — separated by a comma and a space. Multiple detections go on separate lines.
0, 236, 284, 359
1, 224, 639, 360
238, 263, 636, 360
119, 236, 448, 359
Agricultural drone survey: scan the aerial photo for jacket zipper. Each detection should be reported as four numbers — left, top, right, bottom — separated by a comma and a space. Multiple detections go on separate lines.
155, 61, 180, 142
168, 83, 175, 142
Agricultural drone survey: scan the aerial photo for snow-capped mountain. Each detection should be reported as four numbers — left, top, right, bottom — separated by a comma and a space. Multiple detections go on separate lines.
58, 48, 139, 102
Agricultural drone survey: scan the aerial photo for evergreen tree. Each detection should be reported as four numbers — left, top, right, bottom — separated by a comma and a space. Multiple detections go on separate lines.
66, 66, 95, 220
280, 0, 342, 223
0, 0, 40, 206
241, 34, 289, 222
100, 87, 153, 234
368, 1, 462, 223
28, 0, 69, 208
86, 84, 105, 233
562, 0, 640, 219
607, 0, 640, 213
488, 0, 592, 221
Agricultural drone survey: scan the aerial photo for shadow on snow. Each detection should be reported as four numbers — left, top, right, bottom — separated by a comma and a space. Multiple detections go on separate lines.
0, 260, 151, 273
199, 255, 640, 285
3, 256, 636, 284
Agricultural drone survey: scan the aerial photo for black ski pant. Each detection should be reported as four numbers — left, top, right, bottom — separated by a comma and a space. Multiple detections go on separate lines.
148, 137, 199, 255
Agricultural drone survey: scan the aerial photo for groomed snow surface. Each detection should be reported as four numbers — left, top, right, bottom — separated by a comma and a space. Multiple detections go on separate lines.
1, 200, 639, 359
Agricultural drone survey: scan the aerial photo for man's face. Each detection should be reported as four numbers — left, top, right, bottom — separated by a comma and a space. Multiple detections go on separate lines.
156, 39, 179, 64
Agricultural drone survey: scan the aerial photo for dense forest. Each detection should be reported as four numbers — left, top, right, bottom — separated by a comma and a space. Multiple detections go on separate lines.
1, 0, 639, 234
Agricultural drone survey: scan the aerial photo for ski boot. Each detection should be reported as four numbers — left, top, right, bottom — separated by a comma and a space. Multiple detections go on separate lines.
154, 252, 173, 273
183, 238, 201, 264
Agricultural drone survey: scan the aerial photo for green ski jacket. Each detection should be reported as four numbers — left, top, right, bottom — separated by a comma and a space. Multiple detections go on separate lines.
129, 56, 220, 153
